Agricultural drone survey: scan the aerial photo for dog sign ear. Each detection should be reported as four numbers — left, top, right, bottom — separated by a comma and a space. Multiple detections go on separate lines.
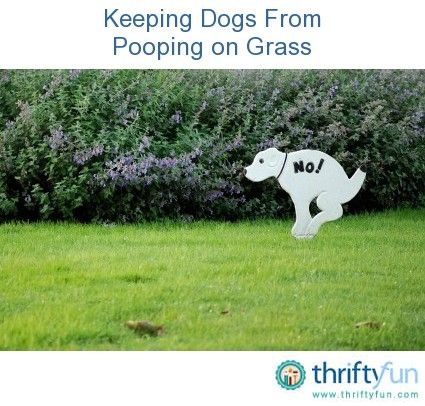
245, 148, 366, 239
267, 148, 280, 167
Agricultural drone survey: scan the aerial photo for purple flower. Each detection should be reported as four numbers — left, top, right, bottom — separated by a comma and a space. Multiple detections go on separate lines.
225, 134, 244, 152
157, 157, 179, 169
127, 109, 138, 120
271, 88, 281, 99
207, 87, 225, 97
105, 155, 140, 184
138, 136, 151, 154
291, 80, 302, 89
92, 144, 104, 157
411, 110, 424, 137
413, 111, 424, 123
328, 85, 339, 99
42, 74, 63, 99
257, 137, 282, 150
100, 146, 203, 188
122, 109, 139, 126
1, 70, 9, 82
5, 120, 14, 129
69, 69, 82, 80
205, 190, 224, 202
170, 111, 183, 124
17, 101, 32, 122
114, 95, 139, 127
47, 127, 68, 151
93, 173, 107, 188
73, 144, 104, 165
188, 147, 202, 160
138, 155, 156, 175
302, 129, 314, 148
73, 151, 89, 166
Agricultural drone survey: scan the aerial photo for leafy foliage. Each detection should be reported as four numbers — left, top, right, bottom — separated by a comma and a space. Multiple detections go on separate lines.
0, 70, 424, 221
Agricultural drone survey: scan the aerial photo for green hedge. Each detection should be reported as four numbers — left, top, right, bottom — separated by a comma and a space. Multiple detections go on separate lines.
0, 70, 424, 221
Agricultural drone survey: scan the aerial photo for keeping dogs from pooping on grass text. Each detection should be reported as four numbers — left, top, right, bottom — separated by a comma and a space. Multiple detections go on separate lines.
104, 8, 321, 60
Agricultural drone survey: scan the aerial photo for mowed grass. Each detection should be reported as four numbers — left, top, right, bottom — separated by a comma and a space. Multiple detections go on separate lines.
0, 210, 424, 350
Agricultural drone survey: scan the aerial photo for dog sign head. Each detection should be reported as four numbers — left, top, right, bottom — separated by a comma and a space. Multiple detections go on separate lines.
244, 147, 286, 182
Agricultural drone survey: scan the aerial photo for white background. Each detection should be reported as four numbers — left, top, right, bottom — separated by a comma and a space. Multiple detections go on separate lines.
0, 1, 423, 405
0, 0, 424, 68
0, 351, 422, 406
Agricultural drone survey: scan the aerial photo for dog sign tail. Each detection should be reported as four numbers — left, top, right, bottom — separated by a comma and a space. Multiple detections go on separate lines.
340, 168, 366, 204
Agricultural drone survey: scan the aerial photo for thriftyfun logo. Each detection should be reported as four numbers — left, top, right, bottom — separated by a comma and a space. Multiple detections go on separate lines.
275, 360, 419, 391
275, 360, 306, 390
312, 361, 418, 390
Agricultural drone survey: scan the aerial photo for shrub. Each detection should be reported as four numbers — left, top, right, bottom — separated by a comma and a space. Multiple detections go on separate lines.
0, 69, 424, 222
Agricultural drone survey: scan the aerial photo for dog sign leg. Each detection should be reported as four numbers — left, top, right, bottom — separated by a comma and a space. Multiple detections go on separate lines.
306, 192, 343, 236
291, 198, 313, 239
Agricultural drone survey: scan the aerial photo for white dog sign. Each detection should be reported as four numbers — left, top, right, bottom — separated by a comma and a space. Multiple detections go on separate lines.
245, 148, 366, 238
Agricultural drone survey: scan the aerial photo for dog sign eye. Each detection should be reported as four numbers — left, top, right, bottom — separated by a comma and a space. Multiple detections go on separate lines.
259, 158, 264, 164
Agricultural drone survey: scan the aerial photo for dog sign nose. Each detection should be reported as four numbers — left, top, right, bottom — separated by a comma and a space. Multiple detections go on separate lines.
243, 168, 247, 176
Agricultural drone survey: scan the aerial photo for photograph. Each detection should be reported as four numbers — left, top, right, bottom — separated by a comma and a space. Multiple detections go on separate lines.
0, 69, 424, 350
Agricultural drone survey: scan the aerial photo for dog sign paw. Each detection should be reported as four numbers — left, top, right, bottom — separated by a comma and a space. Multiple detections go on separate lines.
245, 148, 366, 239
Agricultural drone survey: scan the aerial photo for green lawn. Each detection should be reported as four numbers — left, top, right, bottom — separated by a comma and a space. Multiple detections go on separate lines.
0, 209, 424, 350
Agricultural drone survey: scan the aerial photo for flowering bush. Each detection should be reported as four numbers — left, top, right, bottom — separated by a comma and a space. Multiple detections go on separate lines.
0, 70, 424, 221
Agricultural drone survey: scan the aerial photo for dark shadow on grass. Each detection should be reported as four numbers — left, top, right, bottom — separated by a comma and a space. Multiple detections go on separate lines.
119, 274, 156, 284
63, 332, 121, 346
